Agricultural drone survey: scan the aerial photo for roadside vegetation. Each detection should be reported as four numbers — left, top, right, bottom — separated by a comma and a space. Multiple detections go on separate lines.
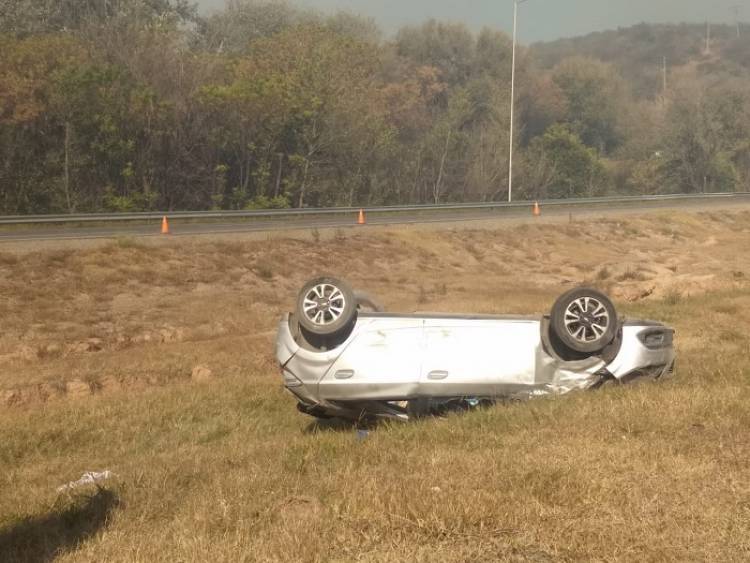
2, 2, 750, 214
0, 210, 749, 560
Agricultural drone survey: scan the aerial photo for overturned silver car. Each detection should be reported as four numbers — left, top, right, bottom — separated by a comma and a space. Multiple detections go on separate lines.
276, 277, 675, 421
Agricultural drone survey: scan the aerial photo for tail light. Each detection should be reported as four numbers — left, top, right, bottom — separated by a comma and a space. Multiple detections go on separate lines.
638, 328, 674, 350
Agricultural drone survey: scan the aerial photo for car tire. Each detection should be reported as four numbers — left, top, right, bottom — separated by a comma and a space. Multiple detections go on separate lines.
296, 276, 357, 337
550, 287, 618, 355
354, 290, 384, 313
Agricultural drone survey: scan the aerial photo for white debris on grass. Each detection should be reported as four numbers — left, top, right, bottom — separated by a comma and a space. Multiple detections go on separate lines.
56, 471, 115, 493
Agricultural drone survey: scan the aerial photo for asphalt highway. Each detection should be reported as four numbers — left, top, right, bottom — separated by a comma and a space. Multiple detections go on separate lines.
1, 195, 749, 243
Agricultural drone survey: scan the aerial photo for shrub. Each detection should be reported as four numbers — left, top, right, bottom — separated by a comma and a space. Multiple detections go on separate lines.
244, 195, 291, 210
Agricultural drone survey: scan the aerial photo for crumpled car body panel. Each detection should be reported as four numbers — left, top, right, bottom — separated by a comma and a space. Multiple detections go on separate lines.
276, 313, 675, 421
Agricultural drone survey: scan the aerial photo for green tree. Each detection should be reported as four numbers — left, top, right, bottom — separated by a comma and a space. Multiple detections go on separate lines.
196, 0, 302, 54
199, 25, 394, 208
462, 77, 511, 201
421, 88, 473, 204
519, 74, 568, 144
661, 87, 749, 193
525, 124, 610, 199
396, 20, 475, 88
0, 0, 195, 35
626, 156, 668, 195
0, 35, 89, 212
552, 57, 628, 154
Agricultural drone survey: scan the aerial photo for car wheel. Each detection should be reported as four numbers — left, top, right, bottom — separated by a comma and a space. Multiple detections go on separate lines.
354, 290, 384, 313
296, 277, 357, 337
550, 287, 618, 355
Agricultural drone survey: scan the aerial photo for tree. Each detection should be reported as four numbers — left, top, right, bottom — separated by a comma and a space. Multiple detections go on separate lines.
552, 57, 628, 154
473, 28, 513, 81
519, 74, 568, 144
0, 35, 89, 212
462, 77, 511, 201
626, 156, 668, 195
377, 65, 445, 203
0, 0, 195, 35
4, 14, 750, 215
415, 88, 473, 204
196, 0, 302, 54
526, 125, 610, 199
396, 20, 475, 88
531, 23, 714, 98
199, 25, 394, 208
661, 86, 749, 193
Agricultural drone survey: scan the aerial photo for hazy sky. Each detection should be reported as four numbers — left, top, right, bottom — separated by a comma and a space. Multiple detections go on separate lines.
196, 0, 747, 42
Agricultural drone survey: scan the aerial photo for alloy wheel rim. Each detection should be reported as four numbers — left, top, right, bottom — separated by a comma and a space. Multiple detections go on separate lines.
303, 284, 346, 326
564, 296, 610, 343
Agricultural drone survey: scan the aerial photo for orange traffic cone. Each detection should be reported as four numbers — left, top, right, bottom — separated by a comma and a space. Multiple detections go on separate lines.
161, 216, 170, 234
357, 208, 366, 225
532, 202, 541, 217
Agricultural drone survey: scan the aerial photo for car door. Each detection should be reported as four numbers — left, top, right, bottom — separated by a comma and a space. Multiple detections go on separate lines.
318, 317, 424, 401
419, 318, 540, 398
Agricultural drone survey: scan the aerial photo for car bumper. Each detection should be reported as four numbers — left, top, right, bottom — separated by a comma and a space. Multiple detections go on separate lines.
606, 325, 676, 381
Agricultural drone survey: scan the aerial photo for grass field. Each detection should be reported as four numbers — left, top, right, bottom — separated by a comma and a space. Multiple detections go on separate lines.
1, 211, 749, 561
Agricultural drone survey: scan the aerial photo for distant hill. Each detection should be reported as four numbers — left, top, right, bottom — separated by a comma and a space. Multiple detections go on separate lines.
531, 23, 747, 98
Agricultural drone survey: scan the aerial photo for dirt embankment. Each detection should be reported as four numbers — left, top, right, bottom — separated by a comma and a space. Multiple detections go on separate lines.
1, 209, 749, 407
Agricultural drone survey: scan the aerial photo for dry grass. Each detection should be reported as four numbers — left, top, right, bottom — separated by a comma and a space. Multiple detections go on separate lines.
1, 210, 750, 561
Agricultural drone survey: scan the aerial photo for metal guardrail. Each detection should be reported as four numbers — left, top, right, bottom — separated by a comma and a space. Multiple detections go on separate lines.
0, 192, 748, 225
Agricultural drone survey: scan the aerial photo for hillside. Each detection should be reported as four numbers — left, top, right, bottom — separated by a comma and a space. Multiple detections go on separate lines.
531, 23, 748, 98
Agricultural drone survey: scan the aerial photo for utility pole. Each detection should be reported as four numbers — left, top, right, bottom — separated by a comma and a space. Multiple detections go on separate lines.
705, 20, 711, 54
662, 56, 668, 96
731, 5, 742, 38
508, 0, 529, 203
